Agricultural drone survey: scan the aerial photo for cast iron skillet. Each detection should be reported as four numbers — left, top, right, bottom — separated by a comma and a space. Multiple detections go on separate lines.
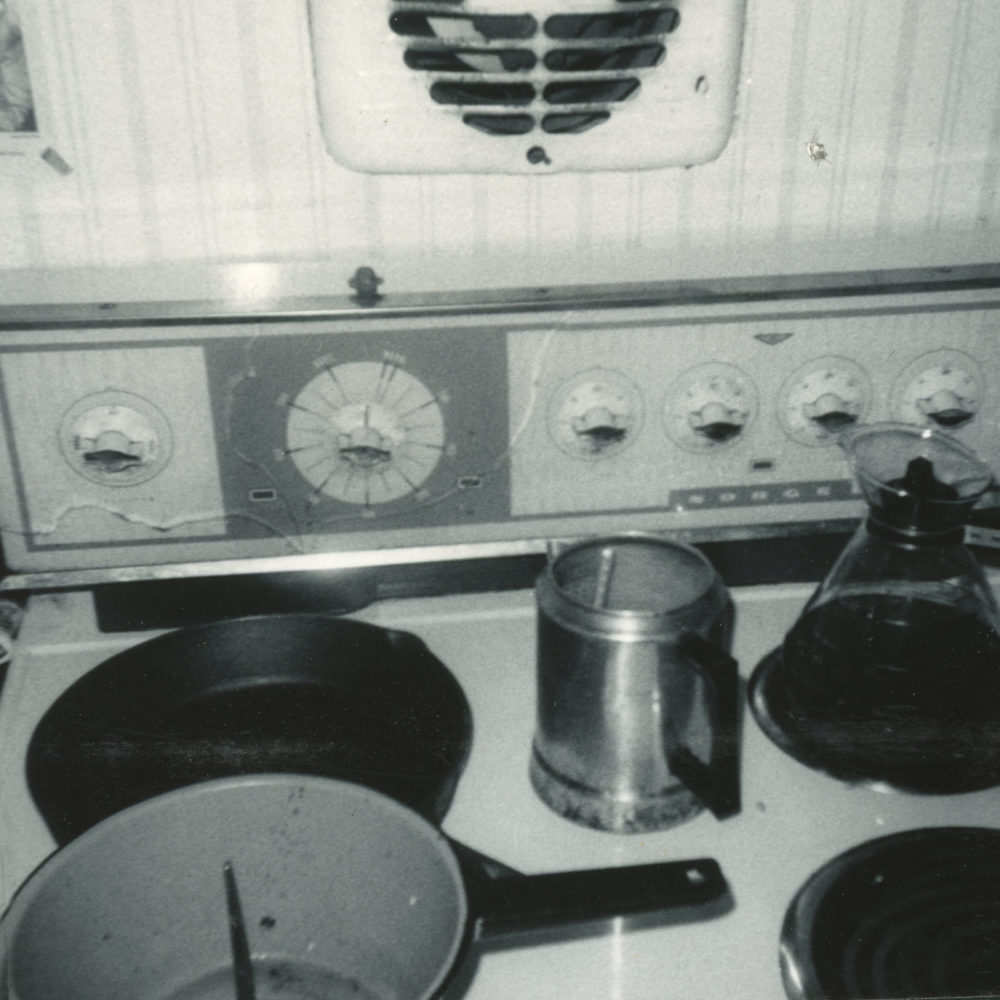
26, 614, 473, 844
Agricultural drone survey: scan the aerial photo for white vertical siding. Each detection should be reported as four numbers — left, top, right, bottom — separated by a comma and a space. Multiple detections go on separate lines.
0, 0, 998, 289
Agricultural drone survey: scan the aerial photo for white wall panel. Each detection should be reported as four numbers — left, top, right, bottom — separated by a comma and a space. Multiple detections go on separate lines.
0, 0, 998, 293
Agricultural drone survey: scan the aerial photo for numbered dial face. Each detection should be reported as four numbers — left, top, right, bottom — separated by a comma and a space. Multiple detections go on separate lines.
59, 391, 172, 486
780, 357, 872, 446
664, 363, 757, 452
893, 350, 984, 431
284, 358, 448, 506
547, 368, 643, 460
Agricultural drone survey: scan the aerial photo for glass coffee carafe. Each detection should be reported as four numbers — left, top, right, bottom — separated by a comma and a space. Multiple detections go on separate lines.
753, 422, 1000, 793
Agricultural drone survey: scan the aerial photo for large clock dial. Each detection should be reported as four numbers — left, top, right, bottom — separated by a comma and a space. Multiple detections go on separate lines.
283, 357, 448, 507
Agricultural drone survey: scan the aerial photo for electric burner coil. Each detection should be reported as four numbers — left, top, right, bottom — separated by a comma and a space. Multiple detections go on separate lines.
780, 827, 1000, 1000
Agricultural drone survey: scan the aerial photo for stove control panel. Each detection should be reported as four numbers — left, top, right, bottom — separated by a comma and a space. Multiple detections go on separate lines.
2, 282, 1000, 574
506, 305, 1000, 526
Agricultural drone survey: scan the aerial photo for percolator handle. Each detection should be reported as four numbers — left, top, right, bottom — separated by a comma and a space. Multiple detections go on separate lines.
668, 632, 742, 820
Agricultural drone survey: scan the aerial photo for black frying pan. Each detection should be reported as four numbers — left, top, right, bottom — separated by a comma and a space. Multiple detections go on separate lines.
26, 614, 473, 844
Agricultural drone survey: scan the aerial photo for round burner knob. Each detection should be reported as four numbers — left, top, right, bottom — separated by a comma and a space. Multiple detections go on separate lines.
893, 350, 984, 431
663, 363, 757, 452
546, 368, 643, 459
779, 357, 871, 446
59, 391, 172, 486
916, 387, 975, 428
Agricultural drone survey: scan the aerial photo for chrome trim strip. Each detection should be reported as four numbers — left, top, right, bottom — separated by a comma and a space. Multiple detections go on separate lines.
1, 539, 552, 591
0, 520, 858, 591
0, 265, 998, 329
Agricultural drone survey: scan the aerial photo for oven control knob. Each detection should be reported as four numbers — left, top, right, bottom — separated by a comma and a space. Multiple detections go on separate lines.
282, 356, 449, 506
663, 363, 757, 452
59, 391, 172, 486
892, 350, 983, 431
779, 358, 871, 446
547, 368, 643, 459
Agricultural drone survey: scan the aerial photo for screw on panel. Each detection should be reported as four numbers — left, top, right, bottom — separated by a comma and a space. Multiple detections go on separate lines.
526, 146, 551, 166
349, 267, 384, 305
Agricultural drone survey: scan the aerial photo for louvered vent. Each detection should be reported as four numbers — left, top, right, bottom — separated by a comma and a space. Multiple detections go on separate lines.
309, 0, 746, 173
391, 2, 677, 138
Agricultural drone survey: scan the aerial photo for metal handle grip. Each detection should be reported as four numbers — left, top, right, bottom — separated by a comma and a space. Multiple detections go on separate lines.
467, 855, 731, 940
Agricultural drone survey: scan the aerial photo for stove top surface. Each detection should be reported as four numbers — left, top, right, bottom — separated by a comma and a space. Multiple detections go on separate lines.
1, 582, 998, 1000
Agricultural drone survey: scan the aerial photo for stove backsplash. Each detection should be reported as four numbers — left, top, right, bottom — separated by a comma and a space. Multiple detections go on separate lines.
2, 272, 1000, 585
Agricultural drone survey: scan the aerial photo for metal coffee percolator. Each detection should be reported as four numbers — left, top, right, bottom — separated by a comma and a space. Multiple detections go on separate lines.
530, 533, 741, 834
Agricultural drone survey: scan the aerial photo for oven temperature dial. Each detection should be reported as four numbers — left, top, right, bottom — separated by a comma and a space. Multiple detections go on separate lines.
892, 350, 984, 431
663, 363, 757, 452
283, 357, 449, 506
779, 357, 871, 446
59, 391, 172, 486
547, 368, 643, 459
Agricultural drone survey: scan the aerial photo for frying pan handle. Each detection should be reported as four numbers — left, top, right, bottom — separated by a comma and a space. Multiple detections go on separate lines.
668, 631, 742, 820
462, 854, 730, 941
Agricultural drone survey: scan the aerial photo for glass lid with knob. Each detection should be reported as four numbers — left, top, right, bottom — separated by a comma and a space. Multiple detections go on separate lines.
845, 422, 995, 540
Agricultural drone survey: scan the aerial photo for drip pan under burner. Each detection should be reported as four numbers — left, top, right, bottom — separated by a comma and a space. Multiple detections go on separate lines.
780, 827, 1000, 1000
748, 648, 1000, 795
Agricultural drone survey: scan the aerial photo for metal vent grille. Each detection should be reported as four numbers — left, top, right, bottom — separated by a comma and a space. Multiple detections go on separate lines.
390, 2, 679, 136
308, 0, 746, 173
